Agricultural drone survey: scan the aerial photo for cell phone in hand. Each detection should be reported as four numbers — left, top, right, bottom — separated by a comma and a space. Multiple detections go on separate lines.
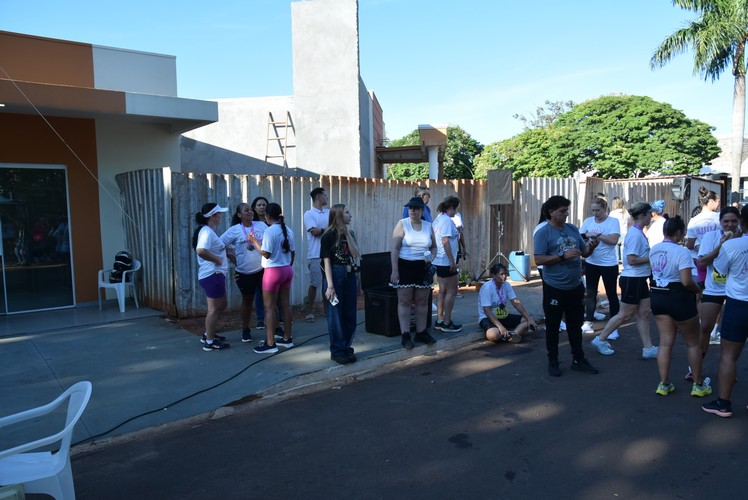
329, 294, 339, 306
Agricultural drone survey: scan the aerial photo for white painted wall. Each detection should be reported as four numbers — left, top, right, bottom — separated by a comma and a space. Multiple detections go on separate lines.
92, 45, 177, 96
292, 0, 363, 177
95, 118, 179, 297
181, 96, 297, 174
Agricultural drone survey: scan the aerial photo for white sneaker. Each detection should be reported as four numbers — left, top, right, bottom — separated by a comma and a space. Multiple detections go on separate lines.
593, 311, 606, 321
709, 332, 721, 345
582, 321, 595, 334
591, 336, 614, 355
559, 321, 567, 331
608, 329, 619, 340
642, 346, 658, 359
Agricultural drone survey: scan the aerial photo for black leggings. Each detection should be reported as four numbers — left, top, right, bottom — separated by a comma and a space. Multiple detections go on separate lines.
543, 283, 585, 363
585, 263, 619, 321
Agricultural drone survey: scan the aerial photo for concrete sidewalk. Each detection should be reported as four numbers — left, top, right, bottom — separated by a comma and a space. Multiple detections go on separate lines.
0, 279, 546, 450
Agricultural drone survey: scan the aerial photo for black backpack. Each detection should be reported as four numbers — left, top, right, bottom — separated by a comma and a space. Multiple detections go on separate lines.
109, 251, 134, 283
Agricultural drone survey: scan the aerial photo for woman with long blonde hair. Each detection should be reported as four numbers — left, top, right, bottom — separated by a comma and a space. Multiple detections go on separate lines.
321, 204, 361, 364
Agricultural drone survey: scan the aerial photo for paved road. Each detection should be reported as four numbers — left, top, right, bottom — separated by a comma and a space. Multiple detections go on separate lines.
72, 326, 745, 500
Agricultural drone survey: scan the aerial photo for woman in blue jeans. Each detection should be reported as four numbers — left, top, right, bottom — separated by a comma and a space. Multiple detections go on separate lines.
321, 204, 360, 364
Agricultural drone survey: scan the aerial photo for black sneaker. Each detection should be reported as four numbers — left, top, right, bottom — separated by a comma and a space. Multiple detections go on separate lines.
441, 322, 463, 333
571, 358, 599, 374
201, 334, 226, 345
346, 348, 357, 362
202, 339, 230, 352
401, 333, 414, 350
241, 329, 252, 343
702, 398, 733, 418
331, 354, 350, 365
434, 320, 445, 331
548, 361, 562, 377
256, 321, 266, 330
276, 337, 294, 348
273, 327, 284, 339
414, 329, 436, 345
253, 342, 278, 354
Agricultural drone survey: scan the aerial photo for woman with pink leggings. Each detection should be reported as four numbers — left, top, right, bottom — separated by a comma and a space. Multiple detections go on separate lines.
248, 202, 295, 354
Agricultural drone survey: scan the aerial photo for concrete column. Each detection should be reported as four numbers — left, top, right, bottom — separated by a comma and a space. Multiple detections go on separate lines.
427, 146, 439, 179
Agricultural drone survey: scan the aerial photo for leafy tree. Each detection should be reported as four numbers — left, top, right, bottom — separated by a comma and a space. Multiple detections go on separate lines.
651, 0, 748, 193
386, 126, 483, 180
513, 99, 575, 130
474, 95, 720, 180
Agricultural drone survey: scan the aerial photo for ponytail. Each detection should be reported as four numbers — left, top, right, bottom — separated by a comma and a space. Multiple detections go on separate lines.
192, 206, 212, 250
279, 215, 291, 253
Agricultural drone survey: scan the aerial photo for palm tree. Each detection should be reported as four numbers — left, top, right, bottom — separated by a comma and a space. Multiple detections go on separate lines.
651, 0, 748, 196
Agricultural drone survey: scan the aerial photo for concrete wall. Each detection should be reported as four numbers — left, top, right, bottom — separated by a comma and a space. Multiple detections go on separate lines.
359, 76, 372, 178
92, 45, 177, 96
292, 0, 363, 177
180, 96, 299, 174
95, 118, 180, 298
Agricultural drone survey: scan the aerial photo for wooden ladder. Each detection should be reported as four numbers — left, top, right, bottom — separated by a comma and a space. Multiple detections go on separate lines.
264, 111, 293, 175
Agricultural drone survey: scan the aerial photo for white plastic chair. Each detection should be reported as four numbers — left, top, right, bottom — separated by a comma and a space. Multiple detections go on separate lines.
0, 381, 93, 500
97, 258, 141, 312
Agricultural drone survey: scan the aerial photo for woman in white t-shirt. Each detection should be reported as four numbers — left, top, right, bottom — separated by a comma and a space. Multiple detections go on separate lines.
649, 216, 710, 398
591, 202, 657, 359
478, 263, 537, 343
580, 198, 621, 333
248, 202, 295, 354
193, 203, 230, 351
696, 207, 741, 359
686, 187, 720, 285
646, 200, 667, 248
609, 197, 629, 263
433, 196, 462, 333
221, 203, 268, 344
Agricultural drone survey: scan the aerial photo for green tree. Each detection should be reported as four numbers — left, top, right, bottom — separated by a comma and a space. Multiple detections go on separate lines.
651, 0, 748, 194
385, 126, 483, 180
513, 99, 575, 130
474, 95, 720, 180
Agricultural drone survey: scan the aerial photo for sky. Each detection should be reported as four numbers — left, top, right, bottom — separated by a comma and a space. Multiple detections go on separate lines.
0, 0, 737, 146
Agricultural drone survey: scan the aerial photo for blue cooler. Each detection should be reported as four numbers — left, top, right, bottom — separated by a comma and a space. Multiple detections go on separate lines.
508, 251, 530, 282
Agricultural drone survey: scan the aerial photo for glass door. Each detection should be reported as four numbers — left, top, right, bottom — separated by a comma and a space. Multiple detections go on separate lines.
0, 166, 74, 313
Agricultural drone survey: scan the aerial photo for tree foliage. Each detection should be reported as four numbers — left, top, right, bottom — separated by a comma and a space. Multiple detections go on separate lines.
474, 95, 720, 180
386, 126, 483, 180
513, 99, 575, 130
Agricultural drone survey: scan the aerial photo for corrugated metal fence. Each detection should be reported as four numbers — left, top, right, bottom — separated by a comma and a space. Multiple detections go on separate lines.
116, 169, 723, 317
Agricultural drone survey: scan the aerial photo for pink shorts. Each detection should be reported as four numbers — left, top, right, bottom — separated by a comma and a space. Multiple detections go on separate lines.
262, 265, 293, 292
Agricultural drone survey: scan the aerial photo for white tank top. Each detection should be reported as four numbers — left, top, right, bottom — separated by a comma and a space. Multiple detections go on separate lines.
399, 218, 432, 261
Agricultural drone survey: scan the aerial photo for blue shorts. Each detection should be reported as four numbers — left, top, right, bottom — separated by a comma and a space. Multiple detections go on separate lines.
199, 272, 226, 299
721, 297, 748, 343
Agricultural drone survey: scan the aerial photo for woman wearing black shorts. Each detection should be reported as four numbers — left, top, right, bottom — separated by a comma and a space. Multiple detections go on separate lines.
390, 197, 438, 349
649, 216, 711, 398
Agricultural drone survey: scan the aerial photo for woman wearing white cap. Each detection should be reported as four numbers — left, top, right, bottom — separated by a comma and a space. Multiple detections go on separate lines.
193, 202, 230, 351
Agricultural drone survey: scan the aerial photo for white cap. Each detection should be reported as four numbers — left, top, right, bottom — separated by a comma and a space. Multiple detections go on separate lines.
203, 205, 228, 217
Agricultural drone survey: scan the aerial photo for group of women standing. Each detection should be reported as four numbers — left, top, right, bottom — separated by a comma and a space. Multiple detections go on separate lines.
193, 197, 363, 364
585, 187, 738, 401
192, 198, 295, 354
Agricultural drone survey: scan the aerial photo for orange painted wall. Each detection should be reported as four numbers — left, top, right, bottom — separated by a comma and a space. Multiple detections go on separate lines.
0, 31, 94, 87
0, 113, 102, 303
